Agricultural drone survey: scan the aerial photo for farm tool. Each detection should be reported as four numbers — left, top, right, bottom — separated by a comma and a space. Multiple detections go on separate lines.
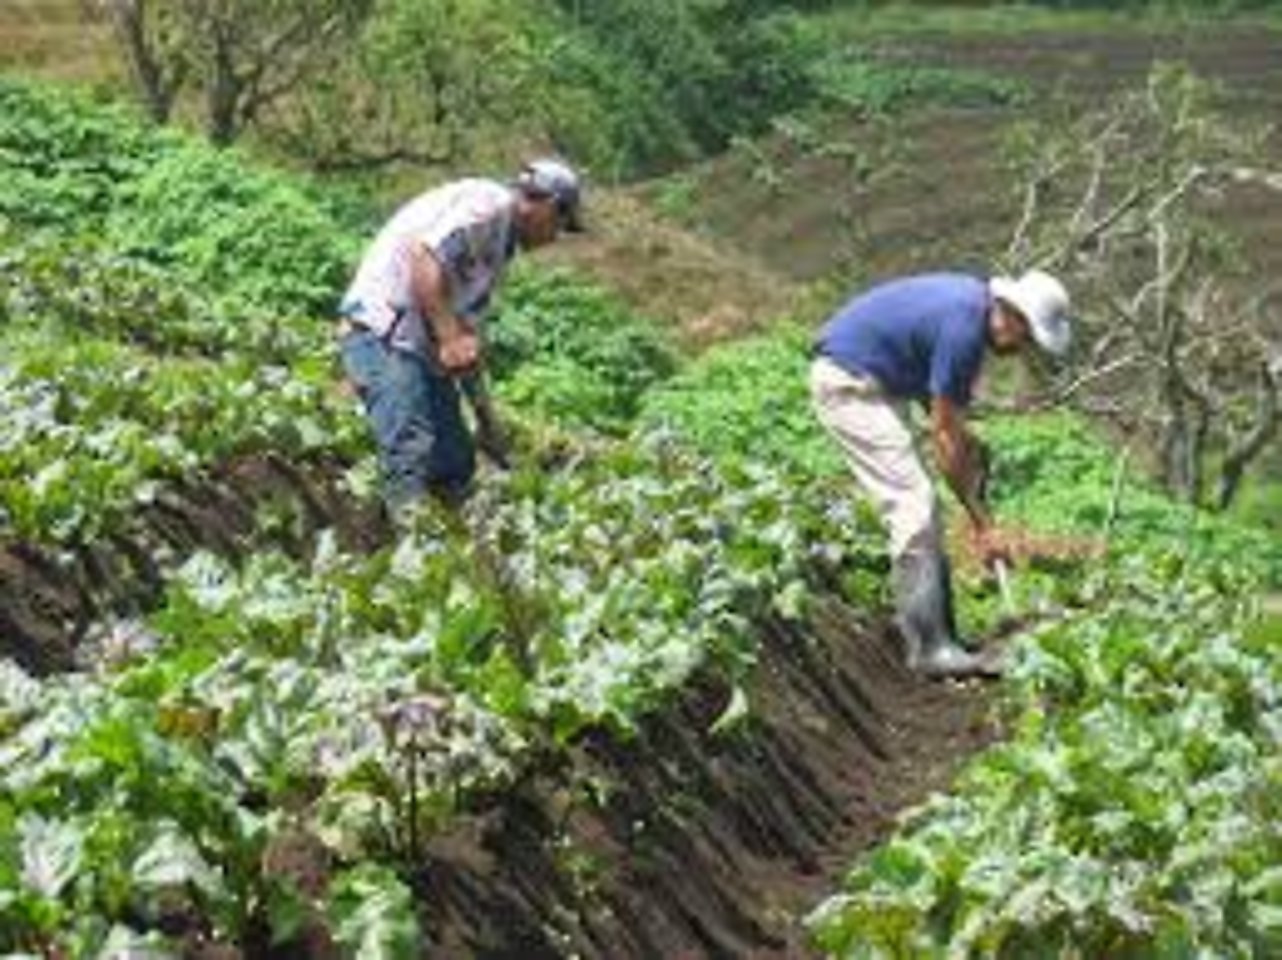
970, 436, 1019, 617
460, 369, 513, 470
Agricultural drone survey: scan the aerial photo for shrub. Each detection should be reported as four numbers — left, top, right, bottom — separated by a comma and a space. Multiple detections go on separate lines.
104, 146, 358, 316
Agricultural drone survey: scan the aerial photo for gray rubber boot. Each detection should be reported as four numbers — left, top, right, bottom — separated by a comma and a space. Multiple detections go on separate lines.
938, 552, 982, 652
893, 549, 1001, 680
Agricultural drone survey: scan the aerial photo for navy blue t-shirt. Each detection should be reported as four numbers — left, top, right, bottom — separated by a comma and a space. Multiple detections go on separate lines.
816, 273, 990, 406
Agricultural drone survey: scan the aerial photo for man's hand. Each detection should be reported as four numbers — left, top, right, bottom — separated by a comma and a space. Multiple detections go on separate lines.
968, 523, 1014, 569
437, 327, 480, 373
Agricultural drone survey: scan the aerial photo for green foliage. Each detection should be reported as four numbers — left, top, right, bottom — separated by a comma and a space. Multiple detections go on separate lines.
808, 548, 1282, 956
0, 80, 683, 549
0, 328, 366, 543
801, 396, 1282, 956
811, 55, 1027, 115
0, 226, 318, 361
542, 1, 828, 173
980, 415, 1282, 582
496, 356, 621, 433
0, 83, 370, 547
639, 325, 844, 476
1230, 476, 1282, 535
285, 0, 567, 172
0, 77, 359, 319
650, 172, 702, 224
0, 79, 173, 233
540, 27, 696, 176
103, 144, 360, 317
327, 864, 421, 957
488, 269, 677, 432
269, 0, 834, 177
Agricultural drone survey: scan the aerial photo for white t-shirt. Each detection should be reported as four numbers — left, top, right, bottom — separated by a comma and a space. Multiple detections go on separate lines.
340, 179, 516, 354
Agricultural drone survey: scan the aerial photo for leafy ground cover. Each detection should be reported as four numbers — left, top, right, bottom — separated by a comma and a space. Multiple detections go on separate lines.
0, 77, 897, 954
0, 431, 884, 953
0, 327, 361, 542
808, 547, 1282, 956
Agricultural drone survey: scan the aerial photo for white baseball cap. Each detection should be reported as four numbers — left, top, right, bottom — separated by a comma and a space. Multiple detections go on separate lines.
990, 269, 1072, 356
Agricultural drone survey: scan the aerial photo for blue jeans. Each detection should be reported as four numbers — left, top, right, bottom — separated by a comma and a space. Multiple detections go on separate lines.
340, 330, 475, 510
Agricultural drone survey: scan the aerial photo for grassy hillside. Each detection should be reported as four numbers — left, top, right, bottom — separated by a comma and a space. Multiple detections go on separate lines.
0, 0, 118, 85
636, 11, 1282, 287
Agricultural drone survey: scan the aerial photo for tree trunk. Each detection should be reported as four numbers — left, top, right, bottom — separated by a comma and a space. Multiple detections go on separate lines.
1215, 364, 1280, 511
206, 27, 241, 146
92, 0, 181, 124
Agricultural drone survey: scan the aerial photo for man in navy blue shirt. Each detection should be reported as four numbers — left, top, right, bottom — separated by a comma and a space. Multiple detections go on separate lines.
812, 269, 1071, 678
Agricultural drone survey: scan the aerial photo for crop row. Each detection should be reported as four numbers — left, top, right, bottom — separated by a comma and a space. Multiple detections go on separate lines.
0, 434, 881, 952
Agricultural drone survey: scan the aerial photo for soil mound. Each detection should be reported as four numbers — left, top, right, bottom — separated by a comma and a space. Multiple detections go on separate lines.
0, 453, 387, 674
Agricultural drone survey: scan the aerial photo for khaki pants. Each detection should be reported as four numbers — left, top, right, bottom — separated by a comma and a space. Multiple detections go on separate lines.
810, 356, 940, 561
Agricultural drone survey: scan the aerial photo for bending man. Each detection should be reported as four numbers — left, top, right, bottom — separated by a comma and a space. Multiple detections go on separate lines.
811, 270, 1071, 678
338, 158, 584, 512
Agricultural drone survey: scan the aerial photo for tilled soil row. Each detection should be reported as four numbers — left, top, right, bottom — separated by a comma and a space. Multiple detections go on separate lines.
0, 453, 389, 674
406, 600, 995, 960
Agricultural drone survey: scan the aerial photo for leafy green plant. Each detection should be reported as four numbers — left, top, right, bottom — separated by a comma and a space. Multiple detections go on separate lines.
103, 144, 359, 317
326, 864, 421, 957
0, 78, 360, 319
808, 546, 1282, 956
0, 79, 172, 233
488, 268, 677, 431
639, 325, 841, 475
0, 328, 367, 542
0, 428, 884, 950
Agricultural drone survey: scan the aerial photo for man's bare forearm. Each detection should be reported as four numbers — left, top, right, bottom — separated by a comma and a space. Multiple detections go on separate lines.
409, 243, 480, 371
931, 398, 990, 531
936, 437, 988, 529
408, 244, 462, 346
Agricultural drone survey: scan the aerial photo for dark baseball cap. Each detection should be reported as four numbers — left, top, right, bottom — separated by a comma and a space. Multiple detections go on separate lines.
515, 157, 585, 233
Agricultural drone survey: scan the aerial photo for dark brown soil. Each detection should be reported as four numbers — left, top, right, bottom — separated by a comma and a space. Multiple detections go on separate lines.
0, 452, 389, 675
406, 598, 996, 959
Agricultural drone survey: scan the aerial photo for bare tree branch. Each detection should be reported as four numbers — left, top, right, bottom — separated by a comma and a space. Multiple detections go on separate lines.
1001, 64, 1278, 510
